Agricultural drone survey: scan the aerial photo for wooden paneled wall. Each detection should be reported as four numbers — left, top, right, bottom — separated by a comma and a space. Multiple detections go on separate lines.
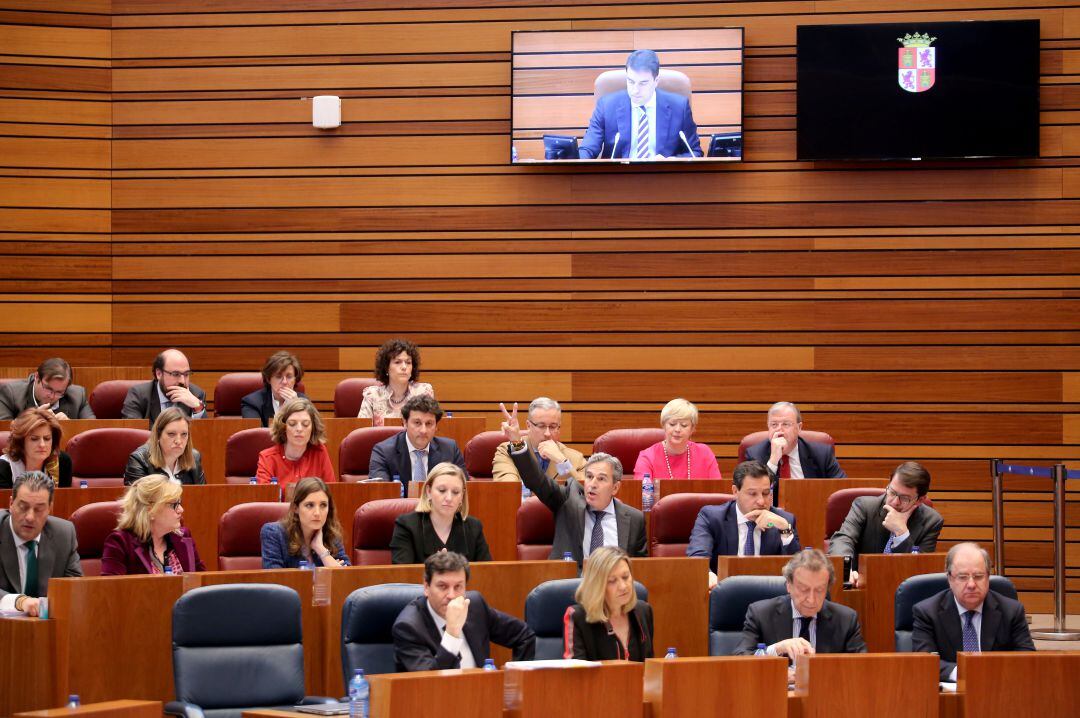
1, 0, 1077, 610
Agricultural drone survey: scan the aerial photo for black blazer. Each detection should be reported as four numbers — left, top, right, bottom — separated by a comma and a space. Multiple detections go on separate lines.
734, 594, 867, 655
390, 511, 492, 565
392, 592, 535, 671
0, 452, 72, 489
827, 494, 944, 571
240, 386, 309, 427
368, 433, 468, 482
123, 444, 206, 486
912, 588, 1035, 681
564, 602, 654, 661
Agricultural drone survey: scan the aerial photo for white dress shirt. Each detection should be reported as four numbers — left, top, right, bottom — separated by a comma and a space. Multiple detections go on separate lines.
947, 598, 983, 682
155, 384, 206, 419
405, 435, 430, 480
767, 444, 804, 479
425, 599, 476, 668
734, 502, 795, 556
582, 499, 618, 558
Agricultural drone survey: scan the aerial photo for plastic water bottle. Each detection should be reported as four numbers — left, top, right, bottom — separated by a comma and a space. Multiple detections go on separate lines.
641, 473, 654, 512
66, 694, 80, 708
511, 145, 519, 162
348, 668, 369, 718
911, 545, 920, 554
754, 643, 767, 657
665, 647, 677, 659
562, 552, 574, 562
392, 474, 404, 498
298, 560, 311, 570
248, 477, 257, 485
521, 481, 532, 504
79, 480, 88, 489
163, 565, 173, 575
270, 476, 279, 486
483, 658, 496, 671
445, 411, 454, 419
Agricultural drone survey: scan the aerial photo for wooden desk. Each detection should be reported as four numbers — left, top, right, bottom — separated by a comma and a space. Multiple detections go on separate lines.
14, 700, 162, 717
181, 483, 281, 570
322, 417, 485, 475
631, 557, 709, 657
1, 616, 58, 716
504, 660, 643, 718
369, 668, 504, 718
857, 552, 947, 652
959, 652, 1080, 717
715, 555, 846, 600
780, 478, 889, 550
793, 653, 939, 718
645, 656, 787, 718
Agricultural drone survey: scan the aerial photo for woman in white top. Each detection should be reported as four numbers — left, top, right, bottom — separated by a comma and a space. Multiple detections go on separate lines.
124, 406, 205, 485
357, 338, 434, 421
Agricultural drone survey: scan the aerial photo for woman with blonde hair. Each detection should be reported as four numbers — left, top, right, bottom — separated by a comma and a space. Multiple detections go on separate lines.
255, 397, 335, 486
124, 406, 205, 485
390, 462, 491, 564
563, 546, 653, 661
261, 476, 349, 569
101, 474, 204, 575
633, 398, 722, 480
0, 407, 71, 488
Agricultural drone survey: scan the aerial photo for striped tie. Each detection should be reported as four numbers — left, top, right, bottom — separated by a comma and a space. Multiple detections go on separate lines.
635, 106, 649, 159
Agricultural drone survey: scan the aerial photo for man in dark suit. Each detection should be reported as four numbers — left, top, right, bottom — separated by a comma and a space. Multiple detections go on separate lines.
735, 549, 866, 657
502, 402, 646, 564
121, 348, 207, 425
913, 542, 1035, 681
577, 49, 702, 160
369, 395, 467, 482
0, 471, 82, 616
687, 460, 801, 588
393, 551, 535, 671
744, 402, 846, 489
0, 357, 94, 420
828, 461, 944, 586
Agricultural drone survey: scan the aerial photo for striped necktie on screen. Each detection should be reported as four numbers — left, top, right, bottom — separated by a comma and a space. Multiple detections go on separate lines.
635, 106, 649, 159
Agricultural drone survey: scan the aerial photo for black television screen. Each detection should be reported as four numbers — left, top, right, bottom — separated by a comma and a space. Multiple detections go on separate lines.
796, 20, 1040, 161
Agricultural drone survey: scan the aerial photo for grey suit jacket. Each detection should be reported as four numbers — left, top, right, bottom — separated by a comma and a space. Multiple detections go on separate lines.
121, 380, 206, 424
827, 494, 944, 571
0, 378, 94, 420
511, 448, 646, 564
0, 510, 83, 599
734, 594, 866, 655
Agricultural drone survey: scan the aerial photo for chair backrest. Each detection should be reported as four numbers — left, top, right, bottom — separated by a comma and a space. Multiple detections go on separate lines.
516, 496, 555, 560
893, 572, 1018, 651
825, 488, 886, 543
737, 430, 835, 462
172, 583, 306, 710
334, 378, 380, 418
218, 502, 289, 570
341, 583, 425, 681
88, 380, 143, 420
525, 578, 649, 660
213, 373, 264, 417
0, 431, 9, 454
69, 501, 122, 576
67, 428, 150, 487
649, 492, 734, 557
708, 575, 788, 655
463, 430, 505, 480
351, 498, 418, 565
224, 427, 275, 483
591, 428, 665, 478
593, 68, 692, 99
338, 426, 403, 482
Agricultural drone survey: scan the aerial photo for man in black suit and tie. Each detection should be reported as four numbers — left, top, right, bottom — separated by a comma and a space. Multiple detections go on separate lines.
369, 395, 467, 482
687, 460, 801, 588
121, 348, 207, 425
0, 471, 83, 616
744, 402, 846, 488
0, 357, 95, 420
735, 549, 866, 657
393, 551, 535, 671
502, 403, 647, 565
912, 542, 1035, 682
828, 461, 944, 587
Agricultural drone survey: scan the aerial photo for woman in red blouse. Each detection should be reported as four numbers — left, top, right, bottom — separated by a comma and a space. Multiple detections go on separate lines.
255, 397, 336, 487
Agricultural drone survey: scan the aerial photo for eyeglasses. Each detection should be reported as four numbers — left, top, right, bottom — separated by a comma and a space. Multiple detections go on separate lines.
950, 572, 988, 583
160, 370, 192, 380
527, 420, 561, 432
166, 500, 182, 511
767, 421, 796, 430
38, 381, 68, 398
885, 485, 918, 508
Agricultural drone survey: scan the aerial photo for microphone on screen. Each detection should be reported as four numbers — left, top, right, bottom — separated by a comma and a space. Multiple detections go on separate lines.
679, 131, 697, 159
610, 132, 620, 159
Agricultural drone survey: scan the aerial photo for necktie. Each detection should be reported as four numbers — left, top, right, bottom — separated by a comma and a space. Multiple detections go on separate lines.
777, 455, 791, 479
962, 611, 980, 652
412, 450, 426, 483
536, 451, 550, 475
743, 520, 756, 556
883, 535, 895, 554
635, 106, 649, 159
798, 615, 812, 642
24, 539, 39, 598
589, 509, 605, 555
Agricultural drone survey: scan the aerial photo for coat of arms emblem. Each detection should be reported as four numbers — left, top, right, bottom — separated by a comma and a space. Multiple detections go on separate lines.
898, 32, 936, 93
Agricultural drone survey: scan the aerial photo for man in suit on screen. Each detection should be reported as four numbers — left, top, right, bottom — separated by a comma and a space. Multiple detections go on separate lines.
577, 49, 702, 160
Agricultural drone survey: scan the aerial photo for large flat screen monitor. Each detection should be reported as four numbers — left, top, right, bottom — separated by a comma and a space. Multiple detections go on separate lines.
796, 20, 1040, 161
511, 28, 744, 164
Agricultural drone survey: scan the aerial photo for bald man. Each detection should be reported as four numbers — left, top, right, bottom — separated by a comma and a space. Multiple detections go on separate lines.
121, 349, 207, 424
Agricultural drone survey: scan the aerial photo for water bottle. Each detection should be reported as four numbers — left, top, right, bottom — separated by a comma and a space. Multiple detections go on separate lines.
483, 658, 496, 671
511, 145, 519, 162
66, 694, 80, 708
270, 476, 279, 486
641, 473, 654, 513
911, 545, 920, 554
79, 480, 88, 489
665, 647, 677, 659
521, 480, 532, 504
392, 474, 404, 498
348, 668, 369, 718
562, 552, 574, 562
445, 411, 454, 419
163, 565, 173, 575
753, 643, 767, 657
298, 560, 311, 570
248, 477, 257, 485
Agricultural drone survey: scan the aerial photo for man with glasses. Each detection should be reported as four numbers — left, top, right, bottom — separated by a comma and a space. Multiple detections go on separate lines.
912, 542, 1034, 682
745, 402, 846, 489
0, 471, 83, 616
121, 349, 207, 424
828, 461, 943, 587
0, 357, 94, 420
493, 397, 585, 483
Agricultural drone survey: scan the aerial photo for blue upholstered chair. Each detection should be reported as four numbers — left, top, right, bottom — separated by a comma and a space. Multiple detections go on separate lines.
524, 578, 648, 660
166, 583, 334, 718
708, 575, 788, 655
341, 583, 425, 683
894, 572, 1018, 651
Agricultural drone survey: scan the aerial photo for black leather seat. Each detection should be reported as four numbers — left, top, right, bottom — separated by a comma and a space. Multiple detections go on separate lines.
340, 582, 424, 684
524, 578, 648, 660
894, 572, 1018, 651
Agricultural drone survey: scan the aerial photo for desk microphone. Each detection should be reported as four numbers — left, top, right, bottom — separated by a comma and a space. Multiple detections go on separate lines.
679, 131, 697, 159
609, 132, 620, 159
